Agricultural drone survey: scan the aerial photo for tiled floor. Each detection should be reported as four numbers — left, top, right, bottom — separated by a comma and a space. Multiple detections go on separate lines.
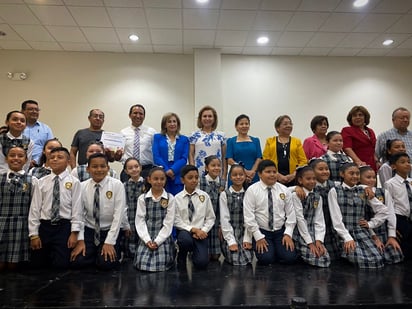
1, 258, 411, 308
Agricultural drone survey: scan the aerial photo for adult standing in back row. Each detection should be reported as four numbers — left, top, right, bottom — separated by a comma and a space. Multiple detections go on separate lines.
120, 104, 156, 181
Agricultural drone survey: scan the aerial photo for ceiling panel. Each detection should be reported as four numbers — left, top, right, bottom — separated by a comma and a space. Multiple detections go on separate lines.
0, 0, 410, 56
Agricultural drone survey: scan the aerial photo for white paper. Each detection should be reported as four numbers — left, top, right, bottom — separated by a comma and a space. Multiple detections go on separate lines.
100, 131, 125, 151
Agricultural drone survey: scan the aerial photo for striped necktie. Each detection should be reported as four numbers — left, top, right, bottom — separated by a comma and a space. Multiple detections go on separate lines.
188, 194, 195, 222
267, 187, 274, 230
133, 127, 140, 159
404, 180, 412, 220
50, 176, 60, 224
93, 184, 101, 246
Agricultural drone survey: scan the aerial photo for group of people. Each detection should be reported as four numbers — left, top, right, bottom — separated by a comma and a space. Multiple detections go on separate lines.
1, 100, 412, 273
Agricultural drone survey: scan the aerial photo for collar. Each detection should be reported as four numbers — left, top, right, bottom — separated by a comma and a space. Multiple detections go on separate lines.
342, 183, 357, 189
51, 169, 69, 180
229, 186, 245, 193
92, 176, 108, 187
205, 174, 220, 184
7, 169, 25, 178
393, 173, 411, 184
129, 176, 144, 183
6, 132, 23, 139
183, 188, 199, 197
146, 189, 168, 199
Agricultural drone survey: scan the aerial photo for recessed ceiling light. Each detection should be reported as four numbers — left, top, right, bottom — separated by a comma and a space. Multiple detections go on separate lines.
353, 0, 369, 8
257, 36, 269, 44
0, 31, 6, 37
196, 0, 209, 4
128, 34, 139, 42
382, 39, 394, 46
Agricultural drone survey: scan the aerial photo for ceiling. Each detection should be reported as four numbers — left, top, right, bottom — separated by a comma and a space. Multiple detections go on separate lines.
1, 0, 412, 56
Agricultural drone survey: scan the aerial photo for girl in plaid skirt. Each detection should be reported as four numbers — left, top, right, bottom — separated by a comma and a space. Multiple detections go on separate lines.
219, 164, 253, 265
359, 165, 403, 264
134, 167, 176, 271
0, 146, 37, 271
328, 162, 388, 269
292, 165, 330, 267
123, 157, 145, 257
199, 155, 225, 261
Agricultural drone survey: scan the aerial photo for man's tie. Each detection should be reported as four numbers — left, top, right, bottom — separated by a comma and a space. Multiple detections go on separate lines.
93, 184, 101, 246
50, 176, 60, 224
404, 180, 412, 220
133, 127, 140, 159
267, 187, 274, 230
188, 195, 195, 222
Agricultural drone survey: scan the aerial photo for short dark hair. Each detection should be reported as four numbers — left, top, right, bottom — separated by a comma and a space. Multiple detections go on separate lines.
257, 159, 277, 174
235, 114, 250, 126
326, 131, 341, 142
50, 146, 70, 159
87, 152, 108, 166
310, 115, 329, 133
180, 165, 198, 178
346, 106, 370, 126
339, 162, 358, 173
21, 100, 38, 110
129, 104, 146, 116
389, 152, 410, 166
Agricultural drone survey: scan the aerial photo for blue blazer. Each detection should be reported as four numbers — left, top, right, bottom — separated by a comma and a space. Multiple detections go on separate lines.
152, 133, 189, 185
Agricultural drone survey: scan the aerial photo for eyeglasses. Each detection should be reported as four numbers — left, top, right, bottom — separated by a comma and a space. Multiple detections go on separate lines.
90, 115, 104, 119
25, 108, 40, 112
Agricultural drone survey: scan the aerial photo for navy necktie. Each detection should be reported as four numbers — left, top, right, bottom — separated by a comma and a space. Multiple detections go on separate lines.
404, 180, 412, 220
93, 184, 101, 246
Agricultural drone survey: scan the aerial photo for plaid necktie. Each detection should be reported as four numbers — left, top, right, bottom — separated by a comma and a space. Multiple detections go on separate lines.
50, 176, 60, 224
267, 187, 274, 230
133, 127, 140, 159
188, 194, 195, 222
93, 184, 101, 246
404, 180, 412, 220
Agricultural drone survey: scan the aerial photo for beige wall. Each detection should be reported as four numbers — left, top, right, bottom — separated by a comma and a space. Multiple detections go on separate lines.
1, 50, 412, 172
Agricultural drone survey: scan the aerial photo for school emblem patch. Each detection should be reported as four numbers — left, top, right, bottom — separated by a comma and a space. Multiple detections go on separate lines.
160, 198, 169, 208
377, 196, 384, 202
199, 195, 205, 203
65, 182, 72, 189
314, 200, 319, 208
106, 191, 113, 199
279, 193, 285, 200
22, 183, 28, 192
359, 193, 365, 200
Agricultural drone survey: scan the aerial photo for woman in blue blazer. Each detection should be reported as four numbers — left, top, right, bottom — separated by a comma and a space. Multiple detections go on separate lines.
152, 113, 189, 195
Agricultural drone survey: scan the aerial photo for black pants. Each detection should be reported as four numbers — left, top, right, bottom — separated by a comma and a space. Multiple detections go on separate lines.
396, 215, 412, 259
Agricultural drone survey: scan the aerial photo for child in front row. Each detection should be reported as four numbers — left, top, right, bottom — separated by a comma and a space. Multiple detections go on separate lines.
199, 155, 225, 260
70, 153, 126, 270
243, 159, 297, 265
123, 157, 145, 257
359, 165, 403, 264
384, 152, 412, 260
134, 167, 176, 271
29, 147, 82, 269
0, 146, 37, 271
219, 164, 253, 266
30, 138, 62, 179
174, 165, 216, 269
292, 166, 330, 267
377, 139, 406, 186
328, 162, 388, 269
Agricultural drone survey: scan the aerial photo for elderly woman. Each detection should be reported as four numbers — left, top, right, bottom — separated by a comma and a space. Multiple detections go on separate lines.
263, 115, 307, 186
341, 106, 379, 171
303, 115, 329, 159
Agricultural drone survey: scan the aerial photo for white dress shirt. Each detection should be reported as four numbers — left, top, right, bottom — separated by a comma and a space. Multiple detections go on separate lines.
120, 125, 156, 166
328, 183, 388, 242
384, 174, 412, 218
78, 176, 126, 245
174, 188, 216, 233
243, 180, 296, 241
219, 187, 252, 246
135, 189, 176, 245
29, 169, 82, 236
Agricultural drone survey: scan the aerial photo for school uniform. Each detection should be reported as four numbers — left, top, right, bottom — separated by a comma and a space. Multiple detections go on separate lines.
384, 174, 412, 259
0, 132, 34, 174
134, 189, 176, 271
199, 174, 224, 256
123, 177, 145, 256
328, 183, 388, 268
174, 188, 215, 269
29, 170, 82, 268
292, 188, 330, 267
362, 186, 403, 264
220, 187, 253, 266
71, 165, 118, 182
72, 176, 126, 270
314, 180, 341, 260
0, 170, 36, 264
243, 180, 298, 265
321, 150, 352, 182
29, 165, 52, 179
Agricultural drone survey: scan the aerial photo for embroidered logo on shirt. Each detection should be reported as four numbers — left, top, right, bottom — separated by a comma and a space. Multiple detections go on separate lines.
314, 200, 319, 208
377, 196, 384, 202
106, 191, 113, 199
199, 195, 205, 203
65, 182, 72, 189
160, 198, 169, 208
279, 193, 285, 200
22, 183, 29, 192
